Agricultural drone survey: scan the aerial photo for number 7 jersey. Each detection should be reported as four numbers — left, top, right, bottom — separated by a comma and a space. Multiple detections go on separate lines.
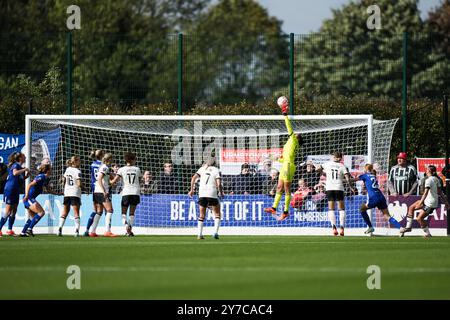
117, 165, 142, 196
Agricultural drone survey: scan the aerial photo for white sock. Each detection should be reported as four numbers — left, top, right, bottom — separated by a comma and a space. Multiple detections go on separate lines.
74, 217, 80, 233
90, 213, 101, 233
129, 215, 135, 227
422, 226, 430, 235
328, 210, 336, 228
214, 218, 220, 234
58, 217, 66, 229
406, 216, 413, 229
122, 214, 128, 226
339, 210, 346, 228
105, 212, 113, 232
197, 220, 204, 237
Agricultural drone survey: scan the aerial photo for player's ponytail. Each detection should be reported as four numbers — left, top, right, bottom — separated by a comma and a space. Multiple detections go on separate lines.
365, 163, 376, 175
7, 152, 23, 168
66, 155, 80, 168
102, 153, 113, 165
90, 149, 105, 160
38, 163, 51, 174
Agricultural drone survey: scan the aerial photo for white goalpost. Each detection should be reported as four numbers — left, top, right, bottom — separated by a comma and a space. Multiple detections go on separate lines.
25, 114, 398, 236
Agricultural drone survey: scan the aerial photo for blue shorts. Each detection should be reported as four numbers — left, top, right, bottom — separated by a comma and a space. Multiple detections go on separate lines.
3, 192, 20, 205
366, 194, 388, 210
23, 198, 37, 209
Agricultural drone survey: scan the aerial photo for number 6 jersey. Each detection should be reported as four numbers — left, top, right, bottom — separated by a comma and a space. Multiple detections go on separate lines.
64, 167, 82, 198
117, 165, 142, 196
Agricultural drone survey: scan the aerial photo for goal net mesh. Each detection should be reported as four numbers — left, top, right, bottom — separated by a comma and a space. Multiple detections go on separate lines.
29, 116, 397, 234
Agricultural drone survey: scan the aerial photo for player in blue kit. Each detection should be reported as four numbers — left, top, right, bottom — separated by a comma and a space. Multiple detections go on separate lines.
0, 152, 29, 237
84, 149, 105, 236
357, 163, 402, 234
20, 164, 52, 237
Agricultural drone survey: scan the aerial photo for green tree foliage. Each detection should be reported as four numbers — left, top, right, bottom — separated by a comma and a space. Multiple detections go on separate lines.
185, 0, 288, 106
295, 0, 427, 99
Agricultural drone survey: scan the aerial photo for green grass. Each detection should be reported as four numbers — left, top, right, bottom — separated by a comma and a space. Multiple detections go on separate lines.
1, 235, 450, 299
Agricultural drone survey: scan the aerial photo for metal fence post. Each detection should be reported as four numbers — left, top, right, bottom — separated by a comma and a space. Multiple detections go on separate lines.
402, 31, 408, 153
67, 32, 73, 115
289, 33, 294, 115
178, 33, 183, 115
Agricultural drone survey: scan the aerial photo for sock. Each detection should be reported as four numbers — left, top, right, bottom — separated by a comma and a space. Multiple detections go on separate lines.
21, 219, 32, 234
339, 210, 345, 228
129, 215, 135, 227
122, 214, 128, 226
284, 193, 291, 213
389, 216, 402, 229
361, 211, 373, 228
105, 212, 113, 232
29, 214, 43, 229
328, 210, 336, 228
214, 218, 220, 234
7, 213, 16, 230
74, 217, 80, 233
90, 213, 102, 233
422, 226, 430, 235
58, 216, 66, 229
198, 220, 204, 237
0, 216, 7, 231
86, 212, 96, 232
272, 192, 282, 209
406, 216, 413, 229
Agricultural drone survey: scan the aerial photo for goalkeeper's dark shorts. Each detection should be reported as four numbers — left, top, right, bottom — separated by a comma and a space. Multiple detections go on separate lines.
198, 197, 219, 207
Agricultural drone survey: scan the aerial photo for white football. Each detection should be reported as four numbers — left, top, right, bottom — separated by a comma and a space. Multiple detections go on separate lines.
277, 96, 288, 107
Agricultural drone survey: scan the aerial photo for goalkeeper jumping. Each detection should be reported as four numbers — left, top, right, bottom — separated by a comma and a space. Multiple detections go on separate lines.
264, 97, 302, 221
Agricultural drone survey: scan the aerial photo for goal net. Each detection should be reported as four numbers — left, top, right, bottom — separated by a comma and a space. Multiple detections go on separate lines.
25, 115, 397, 235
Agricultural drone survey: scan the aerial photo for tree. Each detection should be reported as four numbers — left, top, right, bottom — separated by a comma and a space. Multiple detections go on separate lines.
185, 0, 288, 106
295, 0, 425, 100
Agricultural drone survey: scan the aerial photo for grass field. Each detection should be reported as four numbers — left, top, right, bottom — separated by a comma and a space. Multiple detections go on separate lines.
1, 235, 450, 299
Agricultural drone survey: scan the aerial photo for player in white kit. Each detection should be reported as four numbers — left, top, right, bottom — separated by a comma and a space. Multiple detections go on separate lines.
317, 151, 355, 236
90, 153, 117, 237
58, 156, 82, 237
188, 158, 224, 240
400, 165, 449, 237
111, 152, 142, 236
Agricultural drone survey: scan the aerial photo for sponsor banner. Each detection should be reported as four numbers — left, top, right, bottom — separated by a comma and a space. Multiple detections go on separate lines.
416, 157, 449, 183
136, 194, 367, 228
220, 148, 283, 175
306, 154, 367, 173
0, 129, 60, 164
387, 195, 447, 228
1, 194, 445, 229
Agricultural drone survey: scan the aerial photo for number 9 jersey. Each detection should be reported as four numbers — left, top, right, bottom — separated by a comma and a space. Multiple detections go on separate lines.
64, 167, 82, 198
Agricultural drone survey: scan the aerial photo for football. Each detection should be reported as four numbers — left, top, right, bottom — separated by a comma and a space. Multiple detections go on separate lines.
277, 96, 288, 108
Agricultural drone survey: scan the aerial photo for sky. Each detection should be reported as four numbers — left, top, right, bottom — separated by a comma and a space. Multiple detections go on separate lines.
257, 0, 443, 34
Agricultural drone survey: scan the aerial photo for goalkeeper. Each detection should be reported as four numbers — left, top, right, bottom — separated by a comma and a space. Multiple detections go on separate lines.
264, 98, 302, 221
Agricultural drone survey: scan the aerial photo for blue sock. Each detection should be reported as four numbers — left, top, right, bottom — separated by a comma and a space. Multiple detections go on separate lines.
86, 212, 96, 231
21, 219, 31, 234
28, 214, 43, 230
389, 217, 402, 229
8, 214, 16, 230
360, 211, 373, 228
0, 216, 7, 230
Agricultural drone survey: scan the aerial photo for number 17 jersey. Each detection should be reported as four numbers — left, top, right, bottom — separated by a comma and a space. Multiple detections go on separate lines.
117, 165, 142, 196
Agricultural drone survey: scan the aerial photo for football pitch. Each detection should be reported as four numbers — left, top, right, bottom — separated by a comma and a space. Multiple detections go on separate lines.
1, 235, 450, 300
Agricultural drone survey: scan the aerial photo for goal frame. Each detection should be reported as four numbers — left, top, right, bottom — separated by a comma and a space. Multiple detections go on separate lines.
25, 114, 377, 236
